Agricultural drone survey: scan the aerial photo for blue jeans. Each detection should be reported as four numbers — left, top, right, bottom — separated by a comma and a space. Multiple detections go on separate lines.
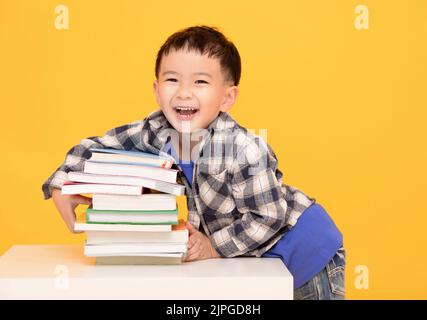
293, 246, 346, 300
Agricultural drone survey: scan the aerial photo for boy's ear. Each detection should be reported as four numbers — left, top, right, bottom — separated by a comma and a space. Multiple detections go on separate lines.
219, 85, 239, 112
153, 79, 160, 106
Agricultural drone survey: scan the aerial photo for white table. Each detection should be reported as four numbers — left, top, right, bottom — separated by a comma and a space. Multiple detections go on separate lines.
0, 245, 293, 300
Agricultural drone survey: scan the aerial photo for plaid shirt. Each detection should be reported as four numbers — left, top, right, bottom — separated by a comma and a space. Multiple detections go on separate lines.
42, 109, 316, 258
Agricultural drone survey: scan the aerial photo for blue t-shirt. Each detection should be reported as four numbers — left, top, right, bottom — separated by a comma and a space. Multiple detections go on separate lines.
179, 162, 194, 186
166, 143, 342, 289
166, 143, 194, 186
263, 203, 343, 288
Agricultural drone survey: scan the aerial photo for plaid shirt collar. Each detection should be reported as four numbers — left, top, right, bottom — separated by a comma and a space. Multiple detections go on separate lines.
145, 109, 237, 156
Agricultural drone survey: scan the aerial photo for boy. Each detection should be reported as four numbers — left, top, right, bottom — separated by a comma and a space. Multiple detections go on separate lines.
42, 25, 345, 300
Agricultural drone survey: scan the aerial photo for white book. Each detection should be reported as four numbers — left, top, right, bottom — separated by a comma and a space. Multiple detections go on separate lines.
87, 212, 178, 224
67, 172, 185, 196
74, 221, 172, 232
95, 253, 184, 265
84, 161, 178, 184
92, 193, 176, 211
85, 230, 189, 245
61, 182, 143, 196
89, 148, 174, 169
103, 253, 184, 257
84, 243, 188, 256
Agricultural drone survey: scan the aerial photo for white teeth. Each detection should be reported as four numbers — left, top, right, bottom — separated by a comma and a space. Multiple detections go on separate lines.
175, 106, 197, 111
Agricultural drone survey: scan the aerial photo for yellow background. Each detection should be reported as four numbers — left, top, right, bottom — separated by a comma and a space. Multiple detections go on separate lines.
1, 0, 426, 299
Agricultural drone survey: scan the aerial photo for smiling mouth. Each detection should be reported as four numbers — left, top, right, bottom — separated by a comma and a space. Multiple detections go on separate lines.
173, 106, 199, 120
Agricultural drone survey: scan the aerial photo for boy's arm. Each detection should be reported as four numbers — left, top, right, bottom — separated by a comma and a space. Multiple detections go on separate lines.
209, 167, 288, 258
42, 120, 145, 200
209, 139, 291, 258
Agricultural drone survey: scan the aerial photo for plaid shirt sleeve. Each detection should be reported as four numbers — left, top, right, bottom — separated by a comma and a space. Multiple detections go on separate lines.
41, 120, 145, 199
209, 136, 290, 258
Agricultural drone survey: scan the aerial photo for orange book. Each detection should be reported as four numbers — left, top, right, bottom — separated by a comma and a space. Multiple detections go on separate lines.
172, 219, 187, 231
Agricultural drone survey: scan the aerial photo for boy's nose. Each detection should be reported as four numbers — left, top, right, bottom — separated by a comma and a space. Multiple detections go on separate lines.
176, 86, 193, 99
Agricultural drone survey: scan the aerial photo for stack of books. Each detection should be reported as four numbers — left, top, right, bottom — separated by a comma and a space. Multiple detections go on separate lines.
64, 148, 188, 265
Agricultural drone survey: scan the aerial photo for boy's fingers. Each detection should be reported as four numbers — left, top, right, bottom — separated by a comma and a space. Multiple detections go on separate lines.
185, 240, 201, 261
72, 195, 92, 205
59, 207, 83, 234
186, 222, 198, 235
52, 191, 84, 234
68, 209, 84, 234
187, 237, 200, 250
187, 235, 200, 248
185, 247, 201, 262
64, 214, 76, 233
186, 243, 197, 255
187, 239, 193, 249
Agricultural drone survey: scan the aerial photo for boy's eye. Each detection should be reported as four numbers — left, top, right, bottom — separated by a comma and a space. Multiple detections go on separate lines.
165, 79, 208, 84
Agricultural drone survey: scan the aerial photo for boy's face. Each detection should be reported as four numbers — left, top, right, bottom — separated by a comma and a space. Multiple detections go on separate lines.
153, 48, 238, 133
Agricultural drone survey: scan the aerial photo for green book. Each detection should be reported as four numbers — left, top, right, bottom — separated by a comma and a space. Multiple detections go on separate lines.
86, 207, 179, 225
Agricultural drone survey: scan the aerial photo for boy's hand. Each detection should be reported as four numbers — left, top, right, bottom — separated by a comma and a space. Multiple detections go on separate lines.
182, 222, 220, 262
51, 188, 92, 234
